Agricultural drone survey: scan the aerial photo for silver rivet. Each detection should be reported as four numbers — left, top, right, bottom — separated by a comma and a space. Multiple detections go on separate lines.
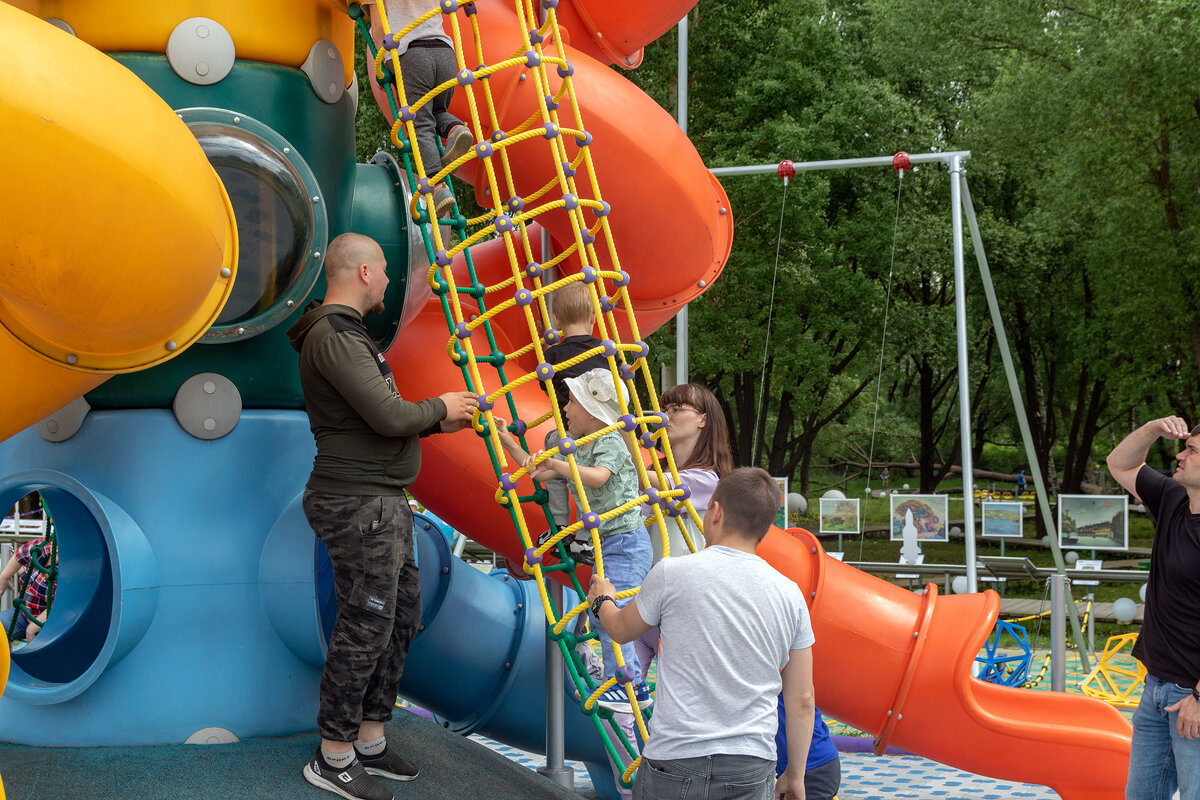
719, 207, 728, 215
46, 420, 60, 434
283, 147, 291, 154
329, 81, 338, 96
327, 47, 337, 60
236, 327, 245, 335
913, 631, 919, 638
220, 267, 231, 278
519, 74, 526, 82
196, 24, 210, 38
202, 418, 217, 431
66, 353, 78, 365
484, 188, 491, 196
166, 340, 178, 351
698, 280, 706, 288
286, 300, 295, 308
314, 251, 322, 259
312, 196, 320, 204
203, 381, 217, 394
195, 62, 210, 77
596, 31, 604, 39
232, 116, 241, 124
626, 56, 634, 65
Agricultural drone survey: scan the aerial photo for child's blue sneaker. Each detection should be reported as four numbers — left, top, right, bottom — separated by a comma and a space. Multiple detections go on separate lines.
596, 682, 653, 713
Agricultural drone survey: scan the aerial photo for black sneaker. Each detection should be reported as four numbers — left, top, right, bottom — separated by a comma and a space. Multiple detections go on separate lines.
357, 746, 419, 782
570, 533, 595, 566
303, 749, 393, 800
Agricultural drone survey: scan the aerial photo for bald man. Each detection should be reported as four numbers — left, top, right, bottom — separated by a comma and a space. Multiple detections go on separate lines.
288, 233, 476, 800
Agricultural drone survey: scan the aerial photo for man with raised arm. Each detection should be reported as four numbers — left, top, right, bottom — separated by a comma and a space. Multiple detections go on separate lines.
1107, 416, 1200, 800
288, 232, 477, 800
587, 466, 815, 800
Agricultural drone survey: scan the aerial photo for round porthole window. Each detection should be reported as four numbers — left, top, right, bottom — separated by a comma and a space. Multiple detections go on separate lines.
178, 108, 328, 341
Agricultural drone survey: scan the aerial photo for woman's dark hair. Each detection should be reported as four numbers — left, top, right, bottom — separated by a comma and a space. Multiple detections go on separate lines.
659, 383, 734, 477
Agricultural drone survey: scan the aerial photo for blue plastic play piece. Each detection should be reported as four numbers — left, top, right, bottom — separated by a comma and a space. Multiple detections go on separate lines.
975, 620, 1032, 687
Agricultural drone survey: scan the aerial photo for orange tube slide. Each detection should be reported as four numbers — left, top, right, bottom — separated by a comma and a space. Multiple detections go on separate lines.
0, 4, 236, 442
762, 528, 1131, 799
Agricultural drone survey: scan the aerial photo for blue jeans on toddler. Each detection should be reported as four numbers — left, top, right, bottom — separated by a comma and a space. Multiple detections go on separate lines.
589, 528, 652, 681
1128, 672, 1200, 800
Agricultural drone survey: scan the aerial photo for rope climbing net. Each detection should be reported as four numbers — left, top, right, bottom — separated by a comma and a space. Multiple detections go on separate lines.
351, 0, 705, 785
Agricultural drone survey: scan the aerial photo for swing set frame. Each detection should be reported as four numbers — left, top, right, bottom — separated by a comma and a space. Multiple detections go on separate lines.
708, 151, 1092, 670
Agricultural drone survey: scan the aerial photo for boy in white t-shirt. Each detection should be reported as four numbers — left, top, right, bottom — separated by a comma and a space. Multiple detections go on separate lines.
587, 467, 815, 800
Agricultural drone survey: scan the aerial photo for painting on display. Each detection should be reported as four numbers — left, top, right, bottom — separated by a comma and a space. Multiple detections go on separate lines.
1057, 495, 1128, 551
981, 501, 1024, 538
889, 494, 949, 542
820, 498, 861, 534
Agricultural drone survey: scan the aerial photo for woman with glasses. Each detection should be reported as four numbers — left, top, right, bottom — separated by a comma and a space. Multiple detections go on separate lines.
643, 383, 735, 563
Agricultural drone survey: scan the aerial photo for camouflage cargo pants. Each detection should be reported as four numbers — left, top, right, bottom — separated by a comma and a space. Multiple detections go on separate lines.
303, 491, 421, 742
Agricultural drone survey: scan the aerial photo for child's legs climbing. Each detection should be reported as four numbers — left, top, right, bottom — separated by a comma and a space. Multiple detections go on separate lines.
592, 529, 652, 680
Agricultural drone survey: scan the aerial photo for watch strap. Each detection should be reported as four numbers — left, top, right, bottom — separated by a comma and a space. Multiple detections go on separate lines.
590, 594, 615, 618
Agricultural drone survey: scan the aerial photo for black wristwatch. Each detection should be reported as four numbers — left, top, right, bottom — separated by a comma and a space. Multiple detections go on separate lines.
590, 594, 615, 618
1191, 687, 1200, 703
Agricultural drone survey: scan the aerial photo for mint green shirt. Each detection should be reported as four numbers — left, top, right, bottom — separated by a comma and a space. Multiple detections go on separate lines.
571, 431, 642, 538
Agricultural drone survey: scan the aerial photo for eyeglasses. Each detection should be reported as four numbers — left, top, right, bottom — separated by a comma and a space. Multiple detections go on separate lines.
663, 404, 701, 416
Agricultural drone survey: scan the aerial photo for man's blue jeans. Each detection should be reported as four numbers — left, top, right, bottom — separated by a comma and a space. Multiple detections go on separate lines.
1128, 673, 1200, 800
634, 754, 775, 800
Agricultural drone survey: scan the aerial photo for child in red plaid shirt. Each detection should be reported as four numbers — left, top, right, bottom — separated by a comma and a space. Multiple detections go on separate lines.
1, 537, 55, 643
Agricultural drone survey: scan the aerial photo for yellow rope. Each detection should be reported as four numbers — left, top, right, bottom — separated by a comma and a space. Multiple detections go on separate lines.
363, 0, 710, 781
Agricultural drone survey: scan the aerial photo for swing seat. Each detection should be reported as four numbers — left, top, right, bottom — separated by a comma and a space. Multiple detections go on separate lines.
1080, 632, 1145, 707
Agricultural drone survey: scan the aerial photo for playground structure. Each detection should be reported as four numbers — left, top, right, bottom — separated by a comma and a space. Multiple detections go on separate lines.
0, 2, 1135, 799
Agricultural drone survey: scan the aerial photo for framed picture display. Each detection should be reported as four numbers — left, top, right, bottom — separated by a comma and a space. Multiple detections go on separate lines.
981, 501, 1024, 538
890, 494, 949, 542
1057, 495, 1128, 551
819, 498, 861, 534
772, 477, 788, 529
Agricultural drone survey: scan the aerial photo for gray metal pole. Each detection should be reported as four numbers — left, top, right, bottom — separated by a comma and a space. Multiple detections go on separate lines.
949, 157, 979, 593
710, 152, 973, 177
538, 586, 573, 788
1050, 574, 1066, 692
958, 176, 1092, 672
674, 13, 689, 386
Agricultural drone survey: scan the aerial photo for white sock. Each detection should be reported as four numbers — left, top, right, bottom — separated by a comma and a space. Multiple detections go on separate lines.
356, 736, 387, 757
322, 747, 356, 769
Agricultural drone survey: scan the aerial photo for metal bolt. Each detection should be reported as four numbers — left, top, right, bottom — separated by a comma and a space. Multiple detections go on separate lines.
442, 566, 449, 574
233, 116, 241, 124
66, 354, 78, 365
203, 381, 216, 394
312, 196, 320, 204
314, 251, 322, 259
719, 207, 728, 215
504, 662, 512, 669
286, 300, 294, 308
283, 147, 291, 154
236, 327, 245, 335
166, 340, 178, 351
203, 418, 217, 431
913, 631, 919, 638
46, 420, 59, 434
698, 280, 706, 288
516, 603, 524, 611
220, 267, 231, 278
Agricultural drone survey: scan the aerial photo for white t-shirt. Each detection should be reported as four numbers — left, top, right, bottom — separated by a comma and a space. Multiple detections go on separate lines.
634, 545, 814, 761
642, 468, 717, 563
